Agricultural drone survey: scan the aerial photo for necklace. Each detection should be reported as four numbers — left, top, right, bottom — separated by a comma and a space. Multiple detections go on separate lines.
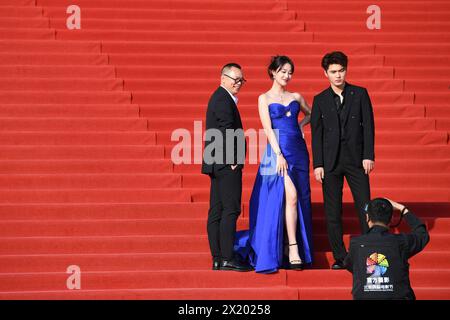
272, 91, 284, 104
272, 91, 291, 117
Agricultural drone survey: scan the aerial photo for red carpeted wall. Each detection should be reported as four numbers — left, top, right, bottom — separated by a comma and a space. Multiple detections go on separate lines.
0, 0, 449, 299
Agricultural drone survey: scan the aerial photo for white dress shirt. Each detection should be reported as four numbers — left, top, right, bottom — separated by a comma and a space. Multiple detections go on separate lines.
220, 85, 238, 105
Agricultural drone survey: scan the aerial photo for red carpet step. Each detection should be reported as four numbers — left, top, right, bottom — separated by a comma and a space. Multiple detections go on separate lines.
1, 202, 446, 220
50, 18, 304, 32
0, 132, 156, 145
0, 251, 447, 273
0, 287, 300, 300
0, 145, 164, 159
0, 53, 108, 65
0, 269, 447, 292
0, 216, 448, 237
1, 158, 447, 174
0, 104, 139, 117
0, 234, 448, 255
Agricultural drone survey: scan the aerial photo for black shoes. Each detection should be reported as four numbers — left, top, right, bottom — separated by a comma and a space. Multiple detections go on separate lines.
287, 243, 304, 271
288, 261, 304, 270
211, 257, 253, 272
331, 260, 346, 270
212, 258, 221, 271
220, 259, 253, 272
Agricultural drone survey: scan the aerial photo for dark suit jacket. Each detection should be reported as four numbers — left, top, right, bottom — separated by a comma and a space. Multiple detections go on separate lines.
201, 86, 246, 175
311, 83, 375, 172
344, 211, 429, 300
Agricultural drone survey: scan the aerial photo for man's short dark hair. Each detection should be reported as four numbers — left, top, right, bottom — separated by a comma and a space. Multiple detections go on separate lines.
221, 63, 241, 75
321, 51, 348, 71
366, 198, 393, 225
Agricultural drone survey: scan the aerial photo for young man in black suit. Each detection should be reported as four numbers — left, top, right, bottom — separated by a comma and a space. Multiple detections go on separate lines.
201, 63, 251, 272
311, 52, 375, 269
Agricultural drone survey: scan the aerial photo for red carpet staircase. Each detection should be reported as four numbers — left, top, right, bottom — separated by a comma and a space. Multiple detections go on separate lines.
0, 0, 449, 299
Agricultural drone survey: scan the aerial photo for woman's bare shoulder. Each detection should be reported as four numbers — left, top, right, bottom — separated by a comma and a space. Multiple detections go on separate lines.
292, 92, 303, 101
258, 92, 270, 104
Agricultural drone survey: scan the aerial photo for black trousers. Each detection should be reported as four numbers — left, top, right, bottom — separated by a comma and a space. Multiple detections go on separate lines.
322, 145, 371, 261
207, 165, 242, 261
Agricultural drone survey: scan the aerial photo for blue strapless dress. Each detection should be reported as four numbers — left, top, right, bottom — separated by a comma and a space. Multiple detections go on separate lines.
234, 100, 313, 273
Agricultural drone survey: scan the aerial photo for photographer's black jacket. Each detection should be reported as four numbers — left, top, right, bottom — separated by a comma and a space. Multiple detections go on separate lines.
344, 211, 430, 300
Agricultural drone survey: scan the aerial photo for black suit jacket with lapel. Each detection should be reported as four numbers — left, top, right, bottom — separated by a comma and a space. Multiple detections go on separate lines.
311, 83, 375, 172
201, 86, 246, 175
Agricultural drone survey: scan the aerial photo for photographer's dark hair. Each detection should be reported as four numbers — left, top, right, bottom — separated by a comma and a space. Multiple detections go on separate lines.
268, 55, 294, 79
366, 198, 393, 225
321, 51, 348, 71
221, 63, 241, 75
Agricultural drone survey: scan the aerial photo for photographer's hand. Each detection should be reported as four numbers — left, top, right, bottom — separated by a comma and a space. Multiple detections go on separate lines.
386, 199, 409, 215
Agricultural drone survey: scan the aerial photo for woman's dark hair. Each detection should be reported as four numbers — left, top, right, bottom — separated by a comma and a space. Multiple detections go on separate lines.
268, 55, 294, 79
365, 198, 393, 225
321, 51, 348, 71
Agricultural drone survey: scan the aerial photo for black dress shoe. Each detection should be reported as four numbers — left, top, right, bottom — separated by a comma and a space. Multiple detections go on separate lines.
331, 260, 345, 270
220, 259, 253, 272
212, 258, 221, 271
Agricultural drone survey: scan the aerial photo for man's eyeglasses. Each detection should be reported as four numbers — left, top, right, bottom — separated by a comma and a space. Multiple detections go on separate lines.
223, 74, 247, 85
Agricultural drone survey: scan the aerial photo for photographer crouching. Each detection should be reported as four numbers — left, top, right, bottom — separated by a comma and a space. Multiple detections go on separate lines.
344, 198, 430, 300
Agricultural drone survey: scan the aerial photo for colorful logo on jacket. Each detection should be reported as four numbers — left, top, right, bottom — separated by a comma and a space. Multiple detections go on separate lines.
366, 252, 389, 277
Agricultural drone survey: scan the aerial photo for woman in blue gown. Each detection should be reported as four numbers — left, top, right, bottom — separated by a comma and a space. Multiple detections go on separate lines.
235, 56, 313, 273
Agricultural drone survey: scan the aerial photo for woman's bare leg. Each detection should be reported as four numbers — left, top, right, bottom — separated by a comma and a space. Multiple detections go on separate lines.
284, 173, 302, 263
